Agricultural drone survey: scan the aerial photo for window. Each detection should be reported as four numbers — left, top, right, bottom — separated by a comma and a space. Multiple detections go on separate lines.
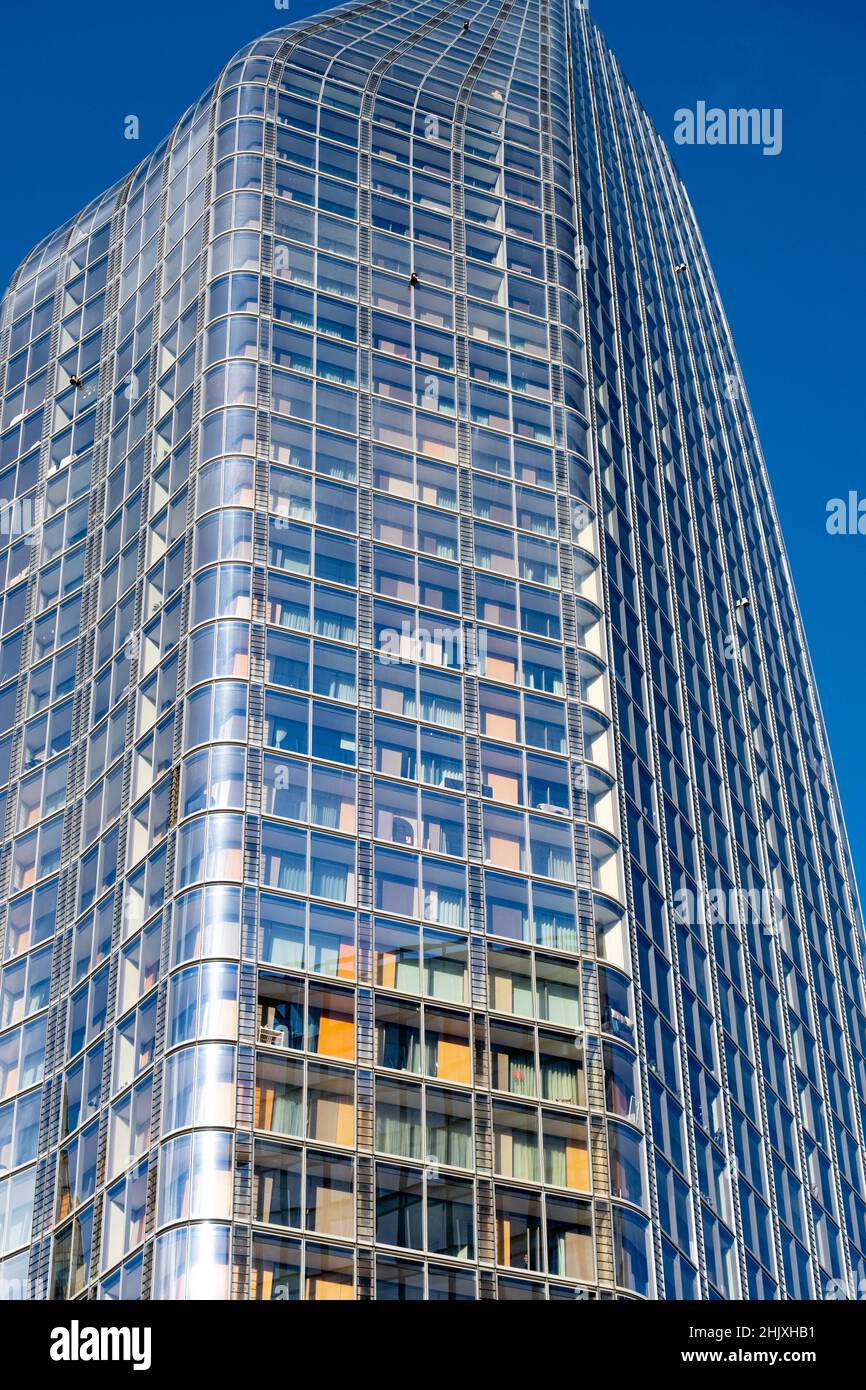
375, 1163, 474, 1259
102, 1159, 147, 1270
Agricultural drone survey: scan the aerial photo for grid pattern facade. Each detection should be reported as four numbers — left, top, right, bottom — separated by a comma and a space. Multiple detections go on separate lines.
0, 0, 864, 1301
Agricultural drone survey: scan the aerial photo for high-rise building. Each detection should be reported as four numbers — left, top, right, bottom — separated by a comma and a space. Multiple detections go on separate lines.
0, 0, 863, 1303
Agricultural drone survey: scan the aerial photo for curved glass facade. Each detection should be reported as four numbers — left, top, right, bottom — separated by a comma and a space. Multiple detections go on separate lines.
0, 0, 863, 1301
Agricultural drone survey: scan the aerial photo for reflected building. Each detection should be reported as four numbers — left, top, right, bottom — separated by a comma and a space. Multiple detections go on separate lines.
0, 0, 864, 1301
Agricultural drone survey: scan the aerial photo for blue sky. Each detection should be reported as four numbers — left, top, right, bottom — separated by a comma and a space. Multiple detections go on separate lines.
1, 0, 863, 892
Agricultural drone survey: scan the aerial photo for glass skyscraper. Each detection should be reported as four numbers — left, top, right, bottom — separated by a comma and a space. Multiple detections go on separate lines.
0, 0, 863, 1302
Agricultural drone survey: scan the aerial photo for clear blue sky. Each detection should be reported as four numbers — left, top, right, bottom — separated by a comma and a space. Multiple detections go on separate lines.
1, 0, 863, 896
